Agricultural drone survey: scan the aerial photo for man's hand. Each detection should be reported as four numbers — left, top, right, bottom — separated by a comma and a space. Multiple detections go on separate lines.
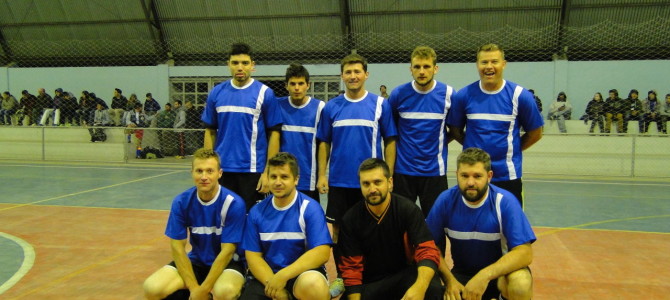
316, 176, 328, 194
462, 273, 490, 300
256, 174, 270, 194
188, 285, 210, 300
444, 278, 465, 300
401, 282, 428, 300
264, 271, 289, 299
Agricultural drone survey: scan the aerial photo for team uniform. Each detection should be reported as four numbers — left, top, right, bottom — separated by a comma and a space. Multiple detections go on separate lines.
202, 79, 282, 210
164, 185, 247, 279
278, 96, 325, 200
446, 80, 544, 204
316, 91, 397, 223
337, 193, 443, 299
388, 80, 454, 216
425, 184, 536, 299
240, 192, 332, 299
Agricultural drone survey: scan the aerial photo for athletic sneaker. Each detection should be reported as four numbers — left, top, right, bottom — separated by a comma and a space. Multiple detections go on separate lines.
329, 278, 345, 298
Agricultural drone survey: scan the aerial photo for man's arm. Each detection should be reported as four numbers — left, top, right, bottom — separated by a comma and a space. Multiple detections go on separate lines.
384, 137, 396, 176
264, 245, 331, 299
204, 128, 216, 150
192, 243, 237, 298
463, 243, 533, 299
437, 251, 464, 300
170, 238, 200, 292
520, 127, 542, 151
257, 130, 280, 193
448, 125, 465, 145
316, 141, 330, 194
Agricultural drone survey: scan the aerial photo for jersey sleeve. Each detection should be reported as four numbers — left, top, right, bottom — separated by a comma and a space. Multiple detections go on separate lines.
316, 104, 333, 143
240, 208, 262, 253
337, 213, 365, 293
403, 199, 440, 271
380, 98, 398, 138
446, 89, 467, 128
425, 191, 450, 252
262, 88, 282, 129
165, 196, 187, 240
201, 85, 221, 128
220, 196, 247, 244
304, 201, 333, 249
501, 195, 537, 249
517, 89, 545, 131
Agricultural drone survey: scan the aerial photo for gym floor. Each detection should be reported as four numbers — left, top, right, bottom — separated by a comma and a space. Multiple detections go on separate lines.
0, 161, 668, 299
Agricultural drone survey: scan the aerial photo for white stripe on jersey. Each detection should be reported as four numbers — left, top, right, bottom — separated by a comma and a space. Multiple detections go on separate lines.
371, 96, 383, 158
191, 226, 222, 235
399, 112, 445, 120
250, 85, 269, 173
220, 194, 234, 227
215, 106, 259, 115
445, 228, 501, 241
438, 85, 453, 175
505, 86, 522, 180
494, 192, 509, 254
466, 113, 516, 122
260, 232, 306, 241
332, 119, 376, 128
310, 101, 325, 190
282, 125, 317, 134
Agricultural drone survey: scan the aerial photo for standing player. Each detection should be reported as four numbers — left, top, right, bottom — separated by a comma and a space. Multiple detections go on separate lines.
316, 53, 397, 296
426, 148, 535, 300
278, 63, 325, 201
241, 153, 332, 300
388, 45, 455, 216
143, 148, 247, 300
202, 42, 282, 211
447, 43, 543, 206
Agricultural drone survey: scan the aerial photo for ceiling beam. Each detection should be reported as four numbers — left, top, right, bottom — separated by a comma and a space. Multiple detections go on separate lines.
339, 0, 354, 52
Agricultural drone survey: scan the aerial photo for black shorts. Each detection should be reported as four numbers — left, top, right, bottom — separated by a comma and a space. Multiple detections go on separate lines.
241, 267, 327, 299
218, 172, 265, 211
325, 186, 364, 224
344, 265, 443, 299
167, 260, 245, 283
491, 178, 523, 208
392, 173, 448, 216
299, 189, 321, 203
453, 271, 502, 300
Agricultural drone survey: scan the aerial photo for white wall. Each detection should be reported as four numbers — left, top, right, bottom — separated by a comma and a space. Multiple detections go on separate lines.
2, 60, 670, 115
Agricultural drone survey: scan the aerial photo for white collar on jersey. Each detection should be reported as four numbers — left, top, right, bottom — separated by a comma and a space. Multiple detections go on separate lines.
230, 78, 255, 90
272, 191, 298, 211
288, 96, 312, 109
344, 91, 369, 103
461, 186, 490, 209
197, 184, 222, 206
479, 79, 507, 95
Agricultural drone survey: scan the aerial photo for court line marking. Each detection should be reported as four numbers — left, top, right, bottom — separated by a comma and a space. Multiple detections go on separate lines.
0, 232, 35, 295
536, 214, 670, 237
0, 170, 184, 213
6, 235, 165, 299
0, 163, 186, 172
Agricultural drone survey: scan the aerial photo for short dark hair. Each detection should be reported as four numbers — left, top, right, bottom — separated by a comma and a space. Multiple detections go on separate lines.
115, 88, 122, 94
457, 148, 492, 172
358, 158, 390, 179
285, 63, 310, 83
341, 53, 368, 73
609, 89, 618, 96
174, 100, 182, 106
146, 93, 152, 97
268, 152, 299, 178
134, 103, 142, 109
165, 103, 172, 108
229, 42, 253, 61
22, 90, 29, 95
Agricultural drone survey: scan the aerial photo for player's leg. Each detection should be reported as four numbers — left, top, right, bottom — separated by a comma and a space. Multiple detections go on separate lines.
212, 268, 245, 300
418, 175, 448, 217
292, 269, 330, 300
238, 278, 267, 300
497, 267, 533, 300
392, 173, 419, 205
143, 264, 186, 300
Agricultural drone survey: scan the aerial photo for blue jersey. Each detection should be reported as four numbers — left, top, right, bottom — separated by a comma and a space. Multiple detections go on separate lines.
388, 80, 454, 176
241, 192, 332, 273
278, 96, 325, 192
165, 185, 247, 266
202, 79, 282, 173
316, 92, 398, 188
425, 184, 536, 275
446, 80, 543, 181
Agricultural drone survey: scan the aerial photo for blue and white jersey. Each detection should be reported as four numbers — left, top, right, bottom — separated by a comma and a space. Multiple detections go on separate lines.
202, 79, 282, 173
241, 192, 332, 273
446, 80, 543, 181
388, 80, 454, 176
278, 96, 325, 192
316, 92, 398, 188
425, 184, 535, 275
165, 185, 247, 267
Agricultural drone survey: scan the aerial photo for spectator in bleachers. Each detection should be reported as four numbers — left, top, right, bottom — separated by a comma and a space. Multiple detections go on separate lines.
379, 84, 389, 98
661, 93, 670, 134
547, 91, 572, 133
19, 90, 37, 126
155, 102, 176, 156
184, 100, 203, 153
34, 88, 53, 126
88, 102, 110, 142
39, 88, 64, 126
623, 89, 643, 133
641, 90, 662, 134
121, 93, 140, 127
605, 89, 625, 134
126, 103, 149, 149
89, 92, 108, 109
109, 88, 127, 127
77, 91, 95, 126
0, 91, 19, 125
528, 89, 543, 113
585, 92, 606, 134
61, 91, 79, 126
173, 100, 187, 158
144, 92, 161, 117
